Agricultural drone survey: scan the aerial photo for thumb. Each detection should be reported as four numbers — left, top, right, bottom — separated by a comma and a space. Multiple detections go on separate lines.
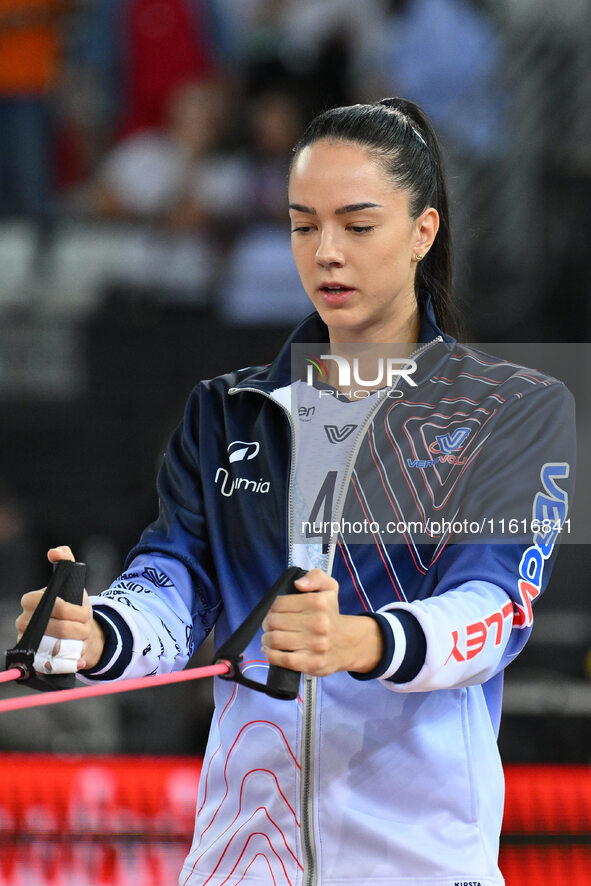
294, 568, 338, 594
47, 545, 76, 564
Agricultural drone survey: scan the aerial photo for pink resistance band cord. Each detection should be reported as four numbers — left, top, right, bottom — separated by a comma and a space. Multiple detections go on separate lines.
0, 661, 231, 714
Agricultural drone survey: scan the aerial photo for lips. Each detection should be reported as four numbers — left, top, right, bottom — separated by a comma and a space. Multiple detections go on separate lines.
318, 283, 356, 306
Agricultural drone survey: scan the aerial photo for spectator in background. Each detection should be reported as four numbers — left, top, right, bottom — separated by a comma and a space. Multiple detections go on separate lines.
0, 0, 71, 219
360, 0, 505, 160
109, 0, 219, 137
242, 89, 305, 222
358, 0, 508, 332
218, 88, 311, 330
277, 0, 385, 113
64, 0, 224, 169
77, 79, 245, 302
215, 0, 381, 119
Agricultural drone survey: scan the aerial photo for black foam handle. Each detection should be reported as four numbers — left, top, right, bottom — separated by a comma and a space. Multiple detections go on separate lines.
43, 560, 86, 690
265, 567, 306, 700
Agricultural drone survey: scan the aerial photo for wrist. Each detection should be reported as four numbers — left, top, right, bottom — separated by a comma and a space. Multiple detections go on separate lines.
341, 614, 384, 673
85, 617, 107, 670
349, 610, 427, 684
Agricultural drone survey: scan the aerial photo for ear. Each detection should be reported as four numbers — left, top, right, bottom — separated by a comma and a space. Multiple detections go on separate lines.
413, 207, 439, 258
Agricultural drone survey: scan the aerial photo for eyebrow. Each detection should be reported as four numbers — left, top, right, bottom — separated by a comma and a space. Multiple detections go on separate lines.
288, 202, 383, 215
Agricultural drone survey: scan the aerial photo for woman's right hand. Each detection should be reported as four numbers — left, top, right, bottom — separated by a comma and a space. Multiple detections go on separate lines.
15, 546, 106, 672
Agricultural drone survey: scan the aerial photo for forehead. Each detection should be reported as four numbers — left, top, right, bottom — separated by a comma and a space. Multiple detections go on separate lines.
289, 140, 400, 206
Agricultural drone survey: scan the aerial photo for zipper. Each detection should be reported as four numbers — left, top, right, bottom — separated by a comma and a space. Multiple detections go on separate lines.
300, 673, 318, 886
229, 337, 442, 886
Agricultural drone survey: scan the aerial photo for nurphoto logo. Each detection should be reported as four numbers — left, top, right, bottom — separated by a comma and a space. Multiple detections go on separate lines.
305, 353, 417, 398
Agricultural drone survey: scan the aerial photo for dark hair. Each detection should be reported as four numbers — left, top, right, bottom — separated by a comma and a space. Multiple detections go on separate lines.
290, 97, 455, 334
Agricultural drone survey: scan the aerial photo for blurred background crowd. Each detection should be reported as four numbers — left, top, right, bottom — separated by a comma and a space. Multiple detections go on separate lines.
1, 0, 591, 761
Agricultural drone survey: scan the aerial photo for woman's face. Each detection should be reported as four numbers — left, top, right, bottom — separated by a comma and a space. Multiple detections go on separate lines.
288, 140, 438, 343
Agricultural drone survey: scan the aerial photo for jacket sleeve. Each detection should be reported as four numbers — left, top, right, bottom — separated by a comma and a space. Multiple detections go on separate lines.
359, 379, 576, 693
78, 386, 223, 683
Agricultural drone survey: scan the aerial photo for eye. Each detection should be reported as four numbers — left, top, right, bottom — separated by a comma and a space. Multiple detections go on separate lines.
291, 226, 314, 234
348, 225, 374, 234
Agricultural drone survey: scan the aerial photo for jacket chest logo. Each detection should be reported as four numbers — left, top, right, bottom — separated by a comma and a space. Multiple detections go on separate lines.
228, 440, 260, 462
214, 440, 271, 497
324, 424, 357, 444
407, 425, 471, 468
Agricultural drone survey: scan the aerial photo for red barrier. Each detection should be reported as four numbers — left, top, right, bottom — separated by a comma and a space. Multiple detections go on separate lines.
500, 764, 591, 885
0, 758, 590, 885
0, 754, 201, 886
503, 764, 591, 834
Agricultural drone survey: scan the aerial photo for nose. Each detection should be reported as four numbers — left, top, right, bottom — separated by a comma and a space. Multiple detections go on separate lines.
315, 230, 345, 269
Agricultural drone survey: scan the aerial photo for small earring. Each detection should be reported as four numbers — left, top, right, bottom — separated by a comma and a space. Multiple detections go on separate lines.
414, 253, 424, 262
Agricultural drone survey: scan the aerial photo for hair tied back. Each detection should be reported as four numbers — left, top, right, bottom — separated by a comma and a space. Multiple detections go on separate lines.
378, 97, 429, 148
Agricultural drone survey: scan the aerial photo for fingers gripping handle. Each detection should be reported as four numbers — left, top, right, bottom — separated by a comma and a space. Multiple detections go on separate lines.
43, 561, 86, 690
265, 569, 306, 700
6, 560, 86, 691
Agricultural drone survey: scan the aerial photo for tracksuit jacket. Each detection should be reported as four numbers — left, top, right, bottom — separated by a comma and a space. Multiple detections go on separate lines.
81, 301, 575, 885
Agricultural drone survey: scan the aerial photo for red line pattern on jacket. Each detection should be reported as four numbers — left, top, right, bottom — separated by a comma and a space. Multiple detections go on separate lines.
183, 661, 301, 885
367, 425, 428, 575
202, 827, 293, 885
350, 474, 404, 602
234, 852, 277, 885
337, 539, 370, 611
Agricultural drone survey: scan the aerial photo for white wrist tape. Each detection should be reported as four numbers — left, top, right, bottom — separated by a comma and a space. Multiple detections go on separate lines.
33, 636, 83, 675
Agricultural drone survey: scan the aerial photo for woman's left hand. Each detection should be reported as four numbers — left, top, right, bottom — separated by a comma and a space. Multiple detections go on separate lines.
261, 568, 383, 677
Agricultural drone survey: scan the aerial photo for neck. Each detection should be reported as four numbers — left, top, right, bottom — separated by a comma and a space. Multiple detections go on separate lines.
328, 301, 421, 347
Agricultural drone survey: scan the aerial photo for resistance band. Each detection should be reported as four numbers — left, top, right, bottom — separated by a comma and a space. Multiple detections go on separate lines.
2, 562, 306, 713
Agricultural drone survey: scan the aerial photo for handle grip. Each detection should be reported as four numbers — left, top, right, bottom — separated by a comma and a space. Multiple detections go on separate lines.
265, 567, 306, 700
43, 560, 86, 690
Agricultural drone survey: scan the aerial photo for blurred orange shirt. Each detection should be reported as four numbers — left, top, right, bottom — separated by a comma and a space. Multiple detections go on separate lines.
0, 0, 61, 94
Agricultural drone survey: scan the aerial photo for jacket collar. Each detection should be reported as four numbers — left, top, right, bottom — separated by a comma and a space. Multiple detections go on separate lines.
236, 294, 453, 391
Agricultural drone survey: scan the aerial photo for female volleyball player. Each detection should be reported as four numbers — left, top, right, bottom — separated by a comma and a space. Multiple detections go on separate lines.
18, 98, 574, 884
